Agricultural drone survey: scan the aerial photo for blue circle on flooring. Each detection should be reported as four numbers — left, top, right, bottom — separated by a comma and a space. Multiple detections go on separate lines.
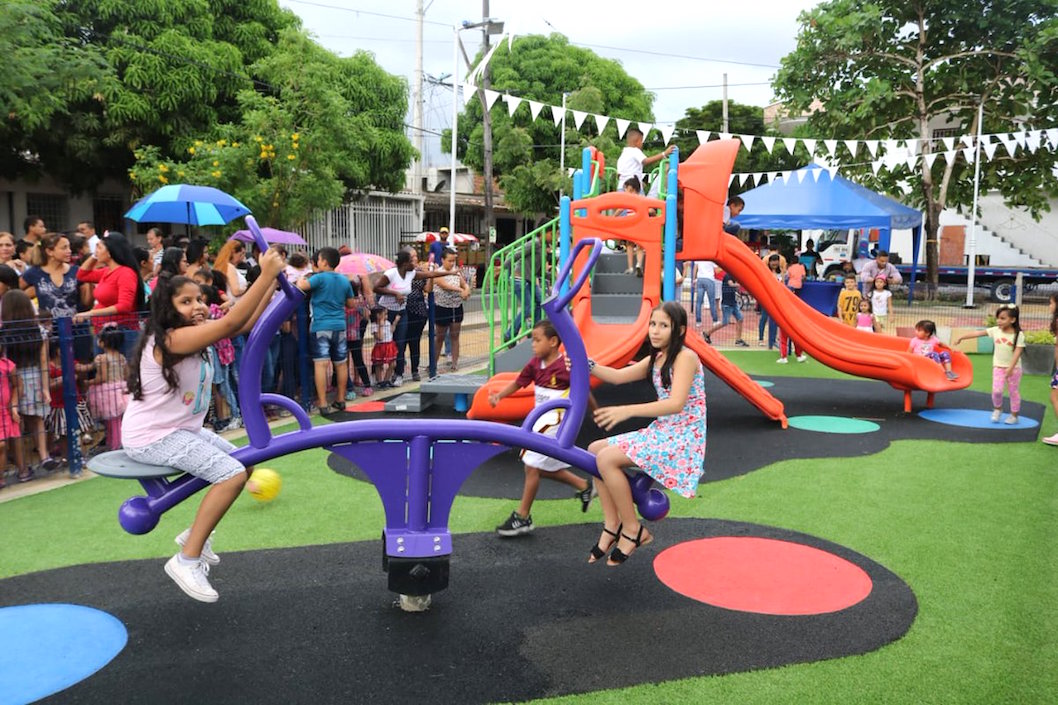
0, 603, 127, 704
788, 415, 880, 434
918, 408, 1040, 430
755, 380, 775, 388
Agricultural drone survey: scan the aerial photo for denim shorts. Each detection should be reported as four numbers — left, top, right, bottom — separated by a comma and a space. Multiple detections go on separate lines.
721, 304, 743, 325
312, 329, 348, 362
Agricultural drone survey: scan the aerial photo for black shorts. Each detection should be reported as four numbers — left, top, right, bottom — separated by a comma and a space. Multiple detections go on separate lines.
435, 305, 464, 326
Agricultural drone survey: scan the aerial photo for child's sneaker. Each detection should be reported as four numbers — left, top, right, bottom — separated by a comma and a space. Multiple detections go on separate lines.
776, 357, 789, 364
1003, 415, 1019, 425
392, 375, 404, 387
1042, 433, 1058, 446
164, 554, 218, 603
175, 528, 220, 565
577, 478, 597, 513
796, 354, 808, 363
991, 409, 1002, 423
345, 389, 357, 401
360, 386, 373, 396
735, 339, 749, 347
495, 511, 533, 537
945, 371, 959, 380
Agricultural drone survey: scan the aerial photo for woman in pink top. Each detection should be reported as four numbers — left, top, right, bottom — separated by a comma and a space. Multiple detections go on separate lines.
75, 233, 146, 356
122, 249, 284, 603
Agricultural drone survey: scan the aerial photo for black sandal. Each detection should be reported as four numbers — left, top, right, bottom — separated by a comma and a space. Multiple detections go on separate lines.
589, 525, 621, 563
607, 524, 652, 566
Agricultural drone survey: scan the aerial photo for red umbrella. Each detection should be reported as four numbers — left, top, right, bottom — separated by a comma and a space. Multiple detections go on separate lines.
335, 253, 396, 277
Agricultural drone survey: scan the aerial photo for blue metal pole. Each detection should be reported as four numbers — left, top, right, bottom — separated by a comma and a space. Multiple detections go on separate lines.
662, 148, 680, 301
57, 317, 82, 476
559, 196, 572, 298
581, 147, 592, 193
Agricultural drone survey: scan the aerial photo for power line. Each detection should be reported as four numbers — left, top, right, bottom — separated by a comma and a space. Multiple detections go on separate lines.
570, 42, 781, 69
284, 0, 452, 27
646, 81, 773, 91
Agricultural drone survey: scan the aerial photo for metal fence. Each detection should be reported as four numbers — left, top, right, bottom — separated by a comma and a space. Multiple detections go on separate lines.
302, 192, 424, 258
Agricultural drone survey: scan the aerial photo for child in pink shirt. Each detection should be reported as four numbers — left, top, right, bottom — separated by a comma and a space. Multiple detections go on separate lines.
908, 319, 958, 380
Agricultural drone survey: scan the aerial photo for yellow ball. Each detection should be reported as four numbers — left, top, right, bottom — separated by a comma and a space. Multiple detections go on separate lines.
246, 468, 282, 502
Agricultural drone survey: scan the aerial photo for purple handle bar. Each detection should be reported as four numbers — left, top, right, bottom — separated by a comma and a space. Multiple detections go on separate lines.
115, 217, 669, 552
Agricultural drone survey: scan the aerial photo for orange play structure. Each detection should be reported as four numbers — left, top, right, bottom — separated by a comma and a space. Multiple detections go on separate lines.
468, 139, 970, 424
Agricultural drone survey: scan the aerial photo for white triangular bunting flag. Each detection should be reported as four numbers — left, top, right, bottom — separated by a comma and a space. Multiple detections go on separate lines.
728, 175, 735, 186
905, 154, 918, 170
462, 83, 477, 107
483, 89, 501, 110
1013, 130, 1027, 148
505, 95, 523, 117
567, 168, 575, 176
638, 122, 654, 138
739, 172, 752, 186
871, 159, 883, 175
782, 137, 797, 154
739, 134, 756, 152
1026, 130, 1041, 152
962, 146, 975, 163
826, 166, 838, 180
780, 170, 791, 183
884, 139, 900, 155
615, 118, 631, 139
924, 152, 939, 169
594, 114, 610, 134
802, 138, 817, 155
796, 169, 809, 183
863, 140, 878, 157
551, 105, 564, 127
1046, 128, 1058, 147
811, 168, 822, 182
942, 137, 955, 152
717, 132, 732, 141
983, 141, 999, 160
696, 130, 711, 145
1002, 137, 1017, 158
761, 136, 776, 153
960, 134, 974, 148
906, 139, 920, 155
659, 123, 676, 145
527, 100, 544, 121
843, 139, 859, 158
944, 150, 957, 165
571, 110, 588, 129
823, 139, 838, 157
771, 171, 781, 183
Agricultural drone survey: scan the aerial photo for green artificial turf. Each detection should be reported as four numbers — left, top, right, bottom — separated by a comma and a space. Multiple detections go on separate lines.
2, 352, 1057, 704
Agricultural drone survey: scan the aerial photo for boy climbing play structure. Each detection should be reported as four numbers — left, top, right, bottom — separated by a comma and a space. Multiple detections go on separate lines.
471, 140, 972, 423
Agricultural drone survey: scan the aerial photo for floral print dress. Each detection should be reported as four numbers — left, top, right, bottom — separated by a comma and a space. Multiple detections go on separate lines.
608, 360, 707, 498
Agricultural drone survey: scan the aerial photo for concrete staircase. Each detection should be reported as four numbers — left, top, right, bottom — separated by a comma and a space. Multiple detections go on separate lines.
977, 194, 1058, 267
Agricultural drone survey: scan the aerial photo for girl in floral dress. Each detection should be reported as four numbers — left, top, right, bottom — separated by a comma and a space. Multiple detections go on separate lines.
587, 300, 707, 566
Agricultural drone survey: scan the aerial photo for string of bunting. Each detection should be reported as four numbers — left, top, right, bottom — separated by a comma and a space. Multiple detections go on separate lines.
461, 81, 1058, 181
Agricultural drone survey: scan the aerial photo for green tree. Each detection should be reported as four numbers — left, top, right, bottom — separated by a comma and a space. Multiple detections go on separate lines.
447, 34, 656, 219
672, 101, 804, 191
130, 28, 415, 229
773, 0, 1058, 293
0, 1, 111, 183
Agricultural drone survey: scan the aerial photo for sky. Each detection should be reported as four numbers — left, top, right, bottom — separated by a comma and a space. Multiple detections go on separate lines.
278, 0, 823, 165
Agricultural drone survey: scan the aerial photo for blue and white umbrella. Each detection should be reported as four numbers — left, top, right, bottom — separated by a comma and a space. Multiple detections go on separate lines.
124, 184, 251, 226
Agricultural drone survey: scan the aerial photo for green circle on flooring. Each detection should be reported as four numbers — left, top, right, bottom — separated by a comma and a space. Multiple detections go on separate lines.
788, 415, 880, 434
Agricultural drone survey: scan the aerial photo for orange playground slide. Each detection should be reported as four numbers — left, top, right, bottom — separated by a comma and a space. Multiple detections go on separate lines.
682, 333, 788, 427
678, 139, 973, 410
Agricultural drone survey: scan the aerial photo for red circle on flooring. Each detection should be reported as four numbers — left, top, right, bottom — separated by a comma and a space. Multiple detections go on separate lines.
653, 537, 873, 615
347, 401, 386, 413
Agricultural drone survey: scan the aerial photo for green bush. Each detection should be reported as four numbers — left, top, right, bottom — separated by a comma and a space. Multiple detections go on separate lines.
1024, 329, 1056, 345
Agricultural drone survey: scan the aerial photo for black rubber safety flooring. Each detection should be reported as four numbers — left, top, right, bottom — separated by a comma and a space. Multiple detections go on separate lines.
4, 518, 916, 705
328, 375, 1043, 498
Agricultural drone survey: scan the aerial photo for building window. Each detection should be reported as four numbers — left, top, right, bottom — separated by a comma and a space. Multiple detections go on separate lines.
92, 194, 126, 234
931, 128, 959, 140
25, 193, 69, 233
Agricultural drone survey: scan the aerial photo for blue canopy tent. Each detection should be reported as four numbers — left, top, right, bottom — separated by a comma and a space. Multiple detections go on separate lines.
735, 164, 924, 299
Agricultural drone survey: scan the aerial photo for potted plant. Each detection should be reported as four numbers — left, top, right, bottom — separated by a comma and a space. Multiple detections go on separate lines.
1022, 329, 1056, 375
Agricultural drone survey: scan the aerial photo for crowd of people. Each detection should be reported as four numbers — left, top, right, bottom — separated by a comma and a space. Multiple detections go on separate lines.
0, 216, 475, 490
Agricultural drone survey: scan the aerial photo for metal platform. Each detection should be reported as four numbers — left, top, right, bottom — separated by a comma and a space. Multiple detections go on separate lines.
87, 450, 179, 479
383, 392, 437, 413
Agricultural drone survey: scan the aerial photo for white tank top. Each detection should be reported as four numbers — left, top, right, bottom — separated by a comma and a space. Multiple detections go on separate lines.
122, 335, 214, 447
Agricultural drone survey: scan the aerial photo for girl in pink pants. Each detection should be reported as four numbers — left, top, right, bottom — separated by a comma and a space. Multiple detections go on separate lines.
955, 305, 1026, 424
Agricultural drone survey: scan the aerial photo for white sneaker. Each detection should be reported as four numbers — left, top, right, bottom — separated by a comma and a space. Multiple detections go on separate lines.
990, 409, 1002, 423
796, 354, 808, 363
1003, 415, 1019, 425
1042, 433, 1058, 446
175, 528, 220, 566
164, 554, 218, 603
776, 357, 789, 364
392, 375, 404, 386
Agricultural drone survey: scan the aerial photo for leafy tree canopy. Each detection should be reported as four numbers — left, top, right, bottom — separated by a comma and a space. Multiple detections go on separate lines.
773, 0, 1058, 288
131, 28, 415, 230
447, 34, 656, 218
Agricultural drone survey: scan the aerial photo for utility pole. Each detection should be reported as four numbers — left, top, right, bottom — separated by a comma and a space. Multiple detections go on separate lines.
480, 0, 495, 257
412, 0, 424, 197
722, 72, 729, 133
